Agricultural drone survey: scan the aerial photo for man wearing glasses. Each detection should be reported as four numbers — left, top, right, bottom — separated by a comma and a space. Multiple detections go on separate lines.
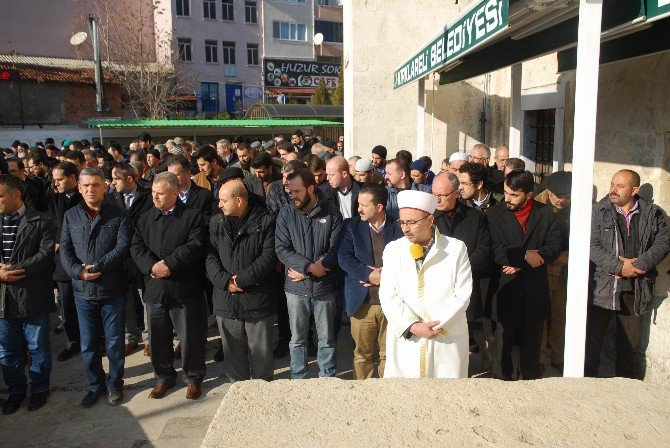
379, 190, 472, 378
469, 143, 504, 195
432, 173, 491, 356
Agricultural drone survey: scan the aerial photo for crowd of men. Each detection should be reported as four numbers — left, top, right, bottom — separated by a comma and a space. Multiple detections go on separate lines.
0, 132, 667, 415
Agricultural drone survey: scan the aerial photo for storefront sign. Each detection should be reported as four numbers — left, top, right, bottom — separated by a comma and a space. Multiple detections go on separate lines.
263, 58, 341, 89
647, 0, 670, 21
393, 0, 509, 89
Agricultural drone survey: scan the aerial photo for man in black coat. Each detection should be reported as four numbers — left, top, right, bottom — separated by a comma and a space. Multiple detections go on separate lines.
109, 162, 154, 355
324, 155, 361, 220
48, 162, 83, 362
0, 175, 56, 414
130, 172, 206, 400
432, 172, 491, 354
487, 170, 561, 380
206, 179, 277, 382
166, 155, 214, 222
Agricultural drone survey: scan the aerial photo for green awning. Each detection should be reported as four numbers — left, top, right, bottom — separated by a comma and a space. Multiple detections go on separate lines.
85, 119, 341, 128
438, 0, 650, 84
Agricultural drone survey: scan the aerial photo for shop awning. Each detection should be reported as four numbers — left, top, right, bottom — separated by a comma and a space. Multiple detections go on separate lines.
84, 118, 341, 128
246, 104, 344, 120
438, 0, 667, 84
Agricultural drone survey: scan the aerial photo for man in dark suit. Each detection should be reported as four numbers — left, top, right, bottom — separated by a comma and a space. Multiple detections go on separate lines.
48, 162, 83, 362
487, 170, 562, 380
109, 162, 153, 355
130, 172, 206, 400
432, 172, 491, 354
338, 183, 403, 379
166, 155, 214, 221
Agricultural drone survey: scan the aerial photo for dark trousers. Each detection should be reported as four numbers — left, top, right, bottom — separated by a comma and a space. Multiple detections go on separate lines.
146, 299, 206, 385
56, 281, 80, 345
585, 292, 640, 379
499, 320, 544, 380
217, 315, 275, 382
276, 276, 290, 345
0, 314, 52, 395
76, 296, 125, 393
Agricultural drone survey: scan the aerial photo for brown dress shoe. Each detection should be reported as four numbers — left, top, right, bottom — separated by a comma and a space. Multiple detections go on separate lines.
143, 345, 151, 357
148, 384, 172, 399
185, 383, 201, 400
125, 344, 138, 357
173, 346, 182, 359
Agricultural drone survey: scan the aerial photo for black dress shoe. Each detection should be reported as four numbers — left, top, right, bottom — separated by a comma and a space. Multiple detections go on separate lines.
107, 390, 123, 406
28, 391, 50, 412
3, 393, 26, 415
81, 390, 105, 408
213, 345, 224, 362
57, 344, 80, 362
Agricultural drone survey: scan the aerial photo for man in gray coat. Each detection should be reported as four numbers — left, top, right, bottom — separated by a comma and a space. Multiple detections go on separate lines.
275, 170, 343, 379
587, 169, 670, 378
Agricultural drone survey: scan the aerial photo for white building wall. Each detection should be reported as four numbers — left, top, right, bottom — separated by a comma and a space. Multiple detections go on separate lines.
261, 0, 315, 60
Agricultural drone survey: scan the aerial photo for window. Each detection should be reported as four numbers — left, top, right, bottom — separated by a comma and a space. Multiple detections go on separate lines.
530, 109, 556, 186
246, 43, 258, 65
204, 0, 216, 18
272, 21, 307, 41
223, 41, 236, 76
222, 0, 234, 21
314, 20, 343, 43
176, 0, 190, 16
177, 38, 192, 61
317, 0, 343, 5
244, 1, 257, 23
286, 0, 306, 3
205, 40, 218, 63
201, 82, 219, 112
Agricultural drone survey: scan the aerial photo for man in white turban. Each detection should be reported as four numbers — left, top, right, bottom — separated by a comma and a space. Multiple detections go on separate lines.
379, 190, 472, 378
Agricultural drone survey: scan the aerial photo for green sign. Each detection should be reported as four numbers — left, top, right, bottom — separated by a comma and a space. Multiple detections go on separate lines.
647, 0, 670, 21
393, 0, 509, 89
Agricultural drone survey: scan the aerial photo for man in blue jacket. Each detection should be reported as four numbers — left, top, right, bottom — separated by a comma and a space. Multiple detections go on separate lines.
338, 183, 402, 379
60, 167, 130, 408
275, 170, 343, 379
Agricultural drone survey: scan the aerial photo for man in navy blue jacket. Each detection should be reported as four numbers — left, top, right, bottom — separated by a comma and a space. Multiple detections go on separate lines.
338, 183, 402, 379
60, 168, 130, 408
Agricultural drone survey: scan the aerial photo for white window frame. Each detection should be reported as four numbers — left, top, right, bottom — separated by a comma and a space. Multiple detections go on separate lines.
222, 0, 235, 21
205, 40, 218, 63
244, 1, 257, 23
223, 41, 236, 76
204, 0, 216, 19
176, 0, 191, 17
272, 21, 307, 42
246, 43, 259, 66
177, 37, 192, 61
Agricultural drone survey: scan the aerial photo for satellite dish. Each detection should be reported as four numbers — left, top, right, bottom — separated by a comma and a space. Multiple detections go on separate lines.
70, 31, 88, 46
313, 33, 324, 46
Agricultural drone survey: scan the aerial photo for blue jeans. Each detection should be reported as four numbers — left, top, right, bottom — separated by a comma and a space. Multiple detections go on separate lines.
0, 314, 52, 395
75, 296, 125, 393
286, 292, 337, 379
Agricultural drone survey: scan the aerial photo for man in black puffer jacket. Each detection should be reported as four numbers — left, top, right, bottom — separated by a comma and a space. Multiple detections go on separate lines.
206, 179, 277, 382
275, 170, 343, 379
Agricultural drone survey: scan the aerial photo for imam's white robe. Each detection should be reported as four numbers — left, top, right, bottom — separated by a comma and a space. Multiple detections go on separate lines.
379, 232, 472, 378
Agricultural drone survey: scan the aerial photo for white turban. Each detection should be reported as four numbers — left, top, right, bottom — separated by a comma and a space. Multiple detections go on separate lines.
397, 190, 437, 215
448, 152, 468, 163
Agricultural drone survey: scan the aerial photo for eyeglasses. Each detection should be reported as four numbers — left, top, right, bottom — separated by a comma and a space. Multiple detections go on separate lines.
398, 215, 429, 228
469, 155, 489, 162
433, 190, 458, 200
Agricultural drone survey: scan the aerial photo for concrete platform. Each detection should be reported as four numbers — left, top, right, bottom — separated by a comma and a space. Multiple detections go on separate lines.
201, 377, 670, 448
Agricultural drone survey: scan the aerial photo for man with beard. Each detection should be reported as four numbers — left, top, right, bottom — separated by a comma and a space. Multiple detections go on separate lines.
250, 152, 282, 198
291, 130, 312, 159
457, 162, 500, 213
231, 142, 255, 177
274, 170, 343, 378
587, 169, 669, 378
384, 158, 431, 219
380, 190, 472, 378
487, 170, 561, 380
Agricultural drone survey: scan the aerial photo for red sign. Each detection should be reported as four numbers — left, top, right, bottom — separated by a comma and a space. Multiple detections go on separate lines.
0, 70, 19, 81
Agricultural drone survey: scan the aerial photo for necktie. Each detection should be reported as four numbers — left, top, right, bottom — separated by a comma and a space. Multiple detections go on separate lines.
124, 194, 132, 209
